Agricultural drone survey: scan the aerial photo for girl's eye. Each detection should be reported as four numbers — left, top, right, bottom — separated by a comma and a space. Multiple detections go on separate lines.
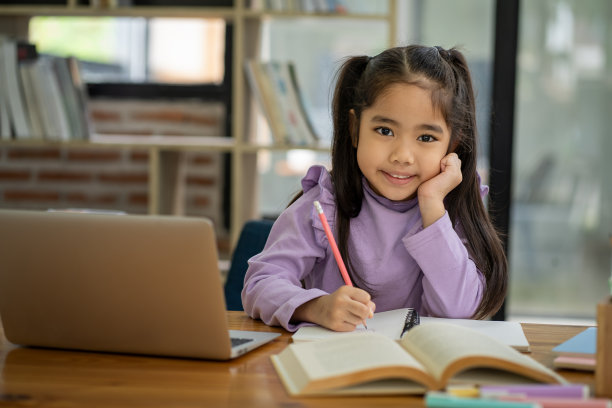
417, 134, 436, 142
375, 127, 394, 137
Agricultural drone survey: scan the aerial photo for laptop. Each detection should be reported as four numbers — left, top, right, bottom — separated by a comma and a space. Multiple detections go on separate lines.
0, 209, 280, 360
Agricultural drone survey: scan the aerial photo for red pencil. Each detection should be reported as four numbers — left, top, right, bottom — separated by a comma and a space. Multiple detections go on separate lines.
313, 201, 369, 329
314, 201, 352, 286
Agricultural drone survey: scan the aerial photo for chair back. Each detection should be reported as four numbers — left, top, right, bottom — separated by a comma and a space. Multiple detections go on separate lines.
224, 219, 274, 311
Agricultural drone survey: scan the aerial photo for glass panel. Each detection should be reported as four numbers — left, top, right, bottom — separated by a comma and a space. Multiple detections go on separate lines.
149, 18, 225, 84
509, 0, 612, 321
417, 0, 495, 184
29, 16, 225, 84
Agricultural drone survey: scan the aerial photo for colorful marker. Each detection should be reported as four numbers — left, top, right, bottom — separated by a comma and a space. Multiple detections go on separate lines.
425, 392, 541, 408
480, 384, 590, 399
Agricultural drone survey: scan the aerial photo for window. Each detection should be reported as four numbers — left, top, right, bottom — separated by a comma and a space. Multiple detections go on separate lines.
508, 0, 612, 323
29, 16, 226, 85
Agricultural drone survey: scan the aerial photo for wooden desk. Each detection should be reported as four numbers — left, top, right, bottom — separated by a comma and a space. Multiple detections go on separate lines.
0, 312, 595, 408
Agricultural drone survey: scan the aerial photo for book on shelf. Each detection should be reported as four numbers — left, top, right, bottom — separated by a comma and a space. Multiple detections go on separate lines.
0, 92, 10, 140
292, 308, 531, 352
264, 61, 316, 145
251, 0, 349, 14
0, 36, 32, 139
272, 321, 566, 396
0, 36, 92, 142
244, 59, 288, 144
66, 57, 93, 141
245, 59, 318, 146
130, 0, 231, 6
52, 57, 91, 141
0, 55, 11, 140
18, 43, 45, 139
286, 63, 319, 142
29, 56, 72, 141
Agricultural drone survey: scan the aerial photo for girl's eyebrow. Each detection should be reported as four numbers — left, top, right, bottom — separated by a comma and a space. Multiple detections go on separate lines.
370, 115, 444, 134
370, 115, 400, 126
417, 123, 444, 134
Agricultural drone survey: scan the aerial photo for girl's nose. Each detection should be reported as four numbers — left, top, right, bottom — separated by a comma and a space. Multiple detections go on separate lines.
390, 140, 415, 165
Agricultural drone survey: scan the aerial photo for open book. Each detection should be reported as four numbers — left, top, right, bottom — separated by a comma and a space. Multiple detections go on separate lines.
292, 308, 531, 351
272, 322, 566, 396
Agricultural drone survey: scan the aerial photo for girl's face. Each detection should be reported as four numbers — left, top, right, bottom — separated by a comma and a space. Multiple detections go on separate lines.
355, 83, 451, 202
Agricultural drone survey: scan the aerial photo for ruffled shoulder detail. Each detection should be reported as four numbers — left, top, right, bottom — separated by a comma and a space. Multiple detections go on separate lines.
301, 165, 333, 194
300, 165, 336, 248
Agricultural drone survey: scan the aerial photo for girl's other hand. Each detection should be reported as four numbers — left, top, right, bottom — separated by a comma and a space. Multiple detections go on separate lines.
292, 286, 376, 332
417, 153, 462, 227
418, 152, 462, 201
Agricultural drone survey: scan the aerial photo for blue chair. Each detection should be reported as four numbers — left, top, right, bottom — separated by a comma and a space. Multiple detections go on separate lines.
224, 219, 274, 311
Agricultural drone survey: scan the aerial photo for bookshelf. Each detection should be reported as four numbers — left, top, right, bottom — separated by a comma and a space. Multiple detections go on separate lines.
0, 0, 397, 248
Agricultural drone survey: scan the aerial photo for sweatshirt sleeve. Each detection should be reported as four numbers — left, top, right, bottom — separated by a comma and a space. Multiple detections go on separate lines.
402, 212, 485, 318
241, 166, 331, 331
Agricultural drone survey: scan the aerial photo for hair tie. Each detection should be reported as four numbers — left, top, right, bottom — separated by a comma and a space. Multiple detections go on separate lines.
434, 46, 450, 60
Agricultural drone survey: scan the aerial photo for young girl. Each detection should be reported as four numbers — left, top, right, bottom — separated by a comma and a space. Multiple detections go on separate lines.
241, 45, 507, 332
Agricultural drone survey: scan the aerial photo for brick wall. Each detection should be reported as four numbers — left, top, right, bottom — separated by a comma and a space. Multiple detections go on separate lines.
0, 98, 229, 249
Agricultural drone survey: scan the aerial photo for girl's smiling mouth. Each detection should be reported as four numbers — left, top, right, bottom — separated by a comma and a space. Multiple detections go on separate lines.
381, 171, 415, 184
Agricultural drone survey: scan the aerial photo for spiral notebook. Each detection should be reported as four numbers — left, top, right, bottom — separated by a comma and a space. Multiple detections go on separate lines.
292, 308, 530, 351
292, 308, 420, 342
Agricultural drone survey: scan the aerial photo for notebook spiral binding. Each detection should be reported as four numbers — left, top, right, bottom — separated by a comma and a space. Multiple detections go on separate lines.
401, 308, 420, 337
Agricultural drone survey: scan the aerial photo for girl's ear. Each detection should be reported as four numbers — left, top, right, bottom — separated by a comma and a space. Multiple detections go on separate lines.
349, 109, 359, 148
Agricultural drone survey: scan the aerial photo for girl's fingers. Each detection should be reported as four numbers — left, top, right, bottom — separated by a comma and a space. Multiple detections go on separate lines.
367, 301, 376, 317
325, 286, 375, 331
441, 153, 461, 172
343, 287, 373, 318
342, 285, 371, 304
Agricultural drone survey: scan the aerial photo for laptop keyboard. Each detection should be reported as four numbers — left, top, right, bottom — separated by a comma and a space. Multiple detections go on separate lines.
231, 337, 254, 347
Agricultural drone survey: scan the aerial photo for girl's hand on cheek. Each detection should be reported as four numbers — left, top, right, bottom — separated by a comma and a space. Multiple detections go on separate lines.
418, 153, 462, 202
417, 153, 462, 227
292, 286, 375, 332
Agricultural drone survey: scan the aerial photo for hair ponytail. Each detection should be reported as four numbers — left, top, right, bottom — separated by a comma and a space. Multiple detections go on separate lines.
330, 56, 370, 287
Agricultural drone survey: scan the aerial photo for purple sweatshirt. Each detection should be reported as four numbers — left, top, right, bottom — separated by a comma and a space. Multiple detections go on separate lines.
241, 165, 486, 331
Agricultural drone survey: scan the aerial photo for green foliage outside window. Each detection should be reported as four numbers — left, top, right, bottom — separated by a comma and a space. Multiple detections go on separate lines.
29, 17, 117, 63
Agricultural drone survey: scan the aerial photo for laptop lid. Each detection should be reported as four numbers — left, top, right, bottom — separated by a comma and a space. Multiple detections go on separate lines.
0, 209, 279, 360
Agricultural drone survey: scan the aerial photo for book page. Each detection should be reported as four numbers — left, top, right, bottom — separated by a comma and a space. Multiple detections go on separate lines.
400, 322, 564, 385
419, 317, 530, 351
289, 333, 424, 380
273, 331, 437, 395
292, 332, 426, 379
